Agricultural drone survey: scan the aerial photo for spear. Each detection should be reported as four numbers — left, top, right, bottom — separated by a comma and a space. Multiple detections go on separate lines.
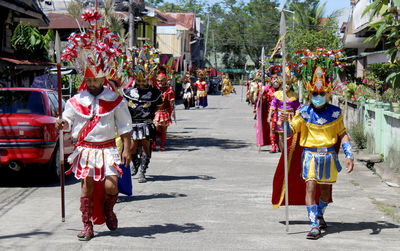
56, 31, 65, 222
280, 10, 289, 232
258, 47, 265, 152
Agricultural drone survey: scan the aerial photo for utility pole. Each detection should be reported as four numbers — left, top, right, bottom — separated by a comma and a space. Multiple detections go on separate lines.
212, 30, 217, 72
203, 14, 210, 68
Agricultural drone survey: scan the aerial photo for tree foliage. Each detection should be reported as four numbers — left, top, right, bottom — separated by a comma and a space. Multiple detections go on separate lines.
364, 0, 400, 87
11, 23, 54, 61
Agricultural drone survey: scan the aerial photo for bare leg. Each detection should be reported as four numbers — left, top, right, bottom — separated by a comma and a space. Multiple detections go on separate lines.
305, 180, 317, 206
81, 177, 94, 198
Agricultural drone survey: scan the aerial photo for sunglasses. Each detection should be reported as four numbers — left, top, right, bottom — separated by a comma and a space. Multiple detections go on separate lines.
311, 92, 326, 97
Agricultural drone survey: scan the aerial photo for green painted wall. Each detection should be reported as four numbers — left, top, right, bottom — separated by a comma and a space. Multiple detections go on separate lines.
364, 102, 400, 172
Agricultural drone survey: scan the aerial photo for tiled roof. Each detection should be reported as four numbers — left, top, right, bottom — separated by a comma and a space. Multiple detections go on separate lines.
39, 12, 90, 29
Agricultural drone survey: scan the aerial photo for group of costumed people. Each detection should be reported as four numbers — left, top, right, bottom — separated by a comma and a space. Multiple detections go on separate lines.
181, 69, 208, 109
251, 47, 354, 239
55, 9, 176, 241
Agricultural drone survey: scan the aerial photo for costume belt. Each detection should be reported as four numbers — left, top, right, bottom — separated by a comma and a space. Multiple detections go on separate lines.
80, 139, 116, 149
132, 119, 153, 123
304, 146, 335, 154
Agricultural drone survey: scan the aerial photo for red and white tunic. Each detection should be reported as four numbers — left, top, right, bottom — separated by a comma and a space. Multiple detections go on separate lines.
62, 88, 132, 181
154, 86, 175, 127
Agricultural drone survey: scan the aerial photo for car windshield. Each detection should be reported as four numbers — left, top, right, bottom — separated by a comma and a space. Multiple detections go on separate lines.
0, 90, 46, 115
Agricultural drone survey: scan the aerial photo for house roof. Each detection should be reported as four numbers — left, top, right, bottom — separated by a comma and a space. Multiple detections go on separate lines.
39, 12, 90, 29
156, 11, 196, 32
0, 0, 50, 26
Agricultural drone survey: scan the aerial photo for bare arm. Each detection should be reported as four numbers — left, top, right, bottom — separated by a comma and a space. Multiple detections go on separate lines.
120, 132, 132, 166
339, 132, 354, 173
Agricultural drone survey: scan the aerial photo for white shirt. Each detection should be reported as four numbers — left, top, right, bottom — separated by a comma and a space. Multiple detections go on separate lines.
63, 88, 132, 142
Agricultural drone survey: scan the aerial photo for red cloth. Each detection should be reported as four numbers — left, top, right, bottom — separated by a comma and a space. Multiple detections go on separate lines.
271, 133, 339, 207
255, 86, 271, 146
92, 181, 106, 225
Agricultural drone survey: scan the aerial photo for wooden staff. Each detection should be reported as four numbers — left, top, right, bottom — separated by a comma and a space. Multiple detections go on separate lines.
56, 31, 65, 222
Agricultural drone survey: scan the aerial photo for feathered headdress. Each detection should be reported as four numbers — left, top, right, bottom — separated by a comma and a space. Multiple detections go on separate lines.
296, 47, 345, 93
61, 9, 123, 87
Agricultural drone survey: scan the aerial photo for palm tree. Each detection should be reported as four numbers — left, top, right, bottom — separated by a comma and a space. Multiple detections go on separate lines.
286, 0, 340, 30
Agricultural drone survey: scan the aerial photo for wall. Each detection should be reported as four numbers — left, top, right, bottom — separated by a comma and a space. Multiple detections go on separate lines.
364, 103, 400, 172
332, 95, 400, 171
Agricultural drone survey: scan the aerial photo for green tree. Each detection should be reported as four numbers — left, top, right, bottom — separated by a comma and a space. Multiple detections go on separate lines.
157, 0, 205, 14
66, 0, 84, 32
282, 0, 341, 62
208, 0, 280, 69
363, 0, 400, 87
11, 23, 53, 61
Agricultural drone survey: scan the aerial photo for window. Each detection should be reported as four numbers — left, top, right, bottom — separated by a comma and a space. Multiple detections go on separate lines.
0, 90, 46, 115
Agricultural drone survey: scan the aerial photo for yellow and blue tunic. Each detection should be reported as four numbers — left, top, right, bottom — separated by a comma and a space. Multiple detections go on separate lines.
289, 104, 346, 184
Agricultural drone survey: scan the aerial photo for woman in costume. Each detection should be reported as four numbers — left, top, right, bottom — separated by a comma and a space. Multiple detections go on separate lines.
153, 71, 175, 151
55, 9, 132, 241
272, 47, 354, 239
182, 73, 195, 109
194, 70, 208, 108
268, 65, 300, 152
123, 45, 163, 183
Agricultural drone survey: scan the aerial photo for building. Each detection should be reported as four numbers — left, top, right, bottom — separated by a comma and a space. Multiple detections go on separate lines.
156, 11, 204, 72
342, 0, 391, 78
0, 0, 51, 86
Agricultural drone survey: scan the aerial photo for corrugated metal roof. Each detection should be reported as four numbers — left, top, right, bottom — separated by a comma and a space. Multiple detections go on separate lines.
156, 11, 196, 32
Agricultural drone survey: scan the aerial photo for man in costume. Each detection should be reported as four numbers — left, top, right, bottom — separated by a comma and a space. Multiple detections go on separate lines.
255, 65, 281, 152
222, 73, 233, 95
268, 65, 300, 152
123, 45, 163, 183
182, 73, 195, 109
153, 71, 175, 151
55, 9, 132, 241
194, 69, 208, 108
272, 48, 354, 239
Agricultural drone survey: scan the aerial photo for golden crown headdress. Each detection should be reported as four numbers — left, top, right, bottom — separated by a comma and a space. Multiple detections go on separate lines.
296, 47, 345, 93
127, 44, 160, 81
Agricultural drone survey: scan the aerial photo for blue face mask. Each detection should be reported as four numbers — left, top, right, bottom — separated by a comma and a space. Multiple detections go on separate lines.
311, 95, 326, 107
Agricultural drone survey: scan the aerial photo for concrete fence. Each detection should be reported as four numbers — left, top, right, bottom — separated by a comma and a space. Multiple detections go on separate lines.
331, 95, 400, 171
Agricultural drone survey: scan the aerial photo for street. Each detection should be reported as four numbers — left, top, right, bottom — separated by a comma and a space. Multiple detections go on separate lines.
0, 86, 399, 250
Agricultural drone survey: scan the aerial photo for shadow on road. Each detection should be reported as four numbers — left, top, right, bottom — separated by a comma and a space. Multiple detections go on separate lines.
0, 230, 51, 240
117, 192, 187, 203
96, 223, 204, 238
281, 220, 399, 236
146, 175, 215, 182
166, 136, 250, 151
0, 167, 79, 188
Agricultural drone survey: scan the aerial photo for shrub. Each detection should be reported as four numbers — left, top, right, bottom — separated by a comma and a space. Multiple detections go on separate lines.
349, 123, 367, 149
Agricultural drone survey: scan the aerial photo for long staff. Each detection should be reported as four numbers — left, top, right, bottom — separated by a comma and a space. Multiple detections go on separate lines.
280, 10, 289, 232
56, 31, 65, 222
257, 47, 265, 152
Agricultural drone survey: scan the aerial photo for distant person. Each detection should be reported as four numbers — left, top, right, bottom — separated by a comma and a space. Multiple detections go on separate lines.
194, 70, 208, 108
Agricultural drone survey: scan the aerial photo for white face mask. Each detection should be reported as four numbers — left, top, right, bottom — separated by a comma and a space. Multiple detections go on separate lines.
272, 81, 280, 88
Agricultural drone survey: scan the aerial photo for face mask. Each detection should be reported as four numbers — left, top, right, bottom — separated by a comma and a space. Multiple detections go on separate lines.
311, 95, 326, 107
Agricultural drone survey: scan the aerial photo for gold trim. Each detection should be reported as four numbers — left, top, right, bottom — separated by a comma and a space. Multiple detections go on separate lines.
273, 133, 299, 209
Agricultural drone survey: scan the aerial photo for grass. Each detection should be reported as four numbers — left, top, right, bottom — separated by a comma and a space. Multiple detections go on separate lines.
370, 197, 400, 223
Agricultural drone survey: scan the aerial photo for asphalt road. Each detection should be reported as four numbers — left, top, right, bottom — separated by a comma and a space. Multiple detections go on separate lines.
0, 86, 399, 250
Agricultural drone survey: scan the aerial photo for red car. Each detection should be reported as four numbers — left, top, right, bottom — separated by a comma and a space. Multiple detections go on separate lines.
0, 87, 74, 180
